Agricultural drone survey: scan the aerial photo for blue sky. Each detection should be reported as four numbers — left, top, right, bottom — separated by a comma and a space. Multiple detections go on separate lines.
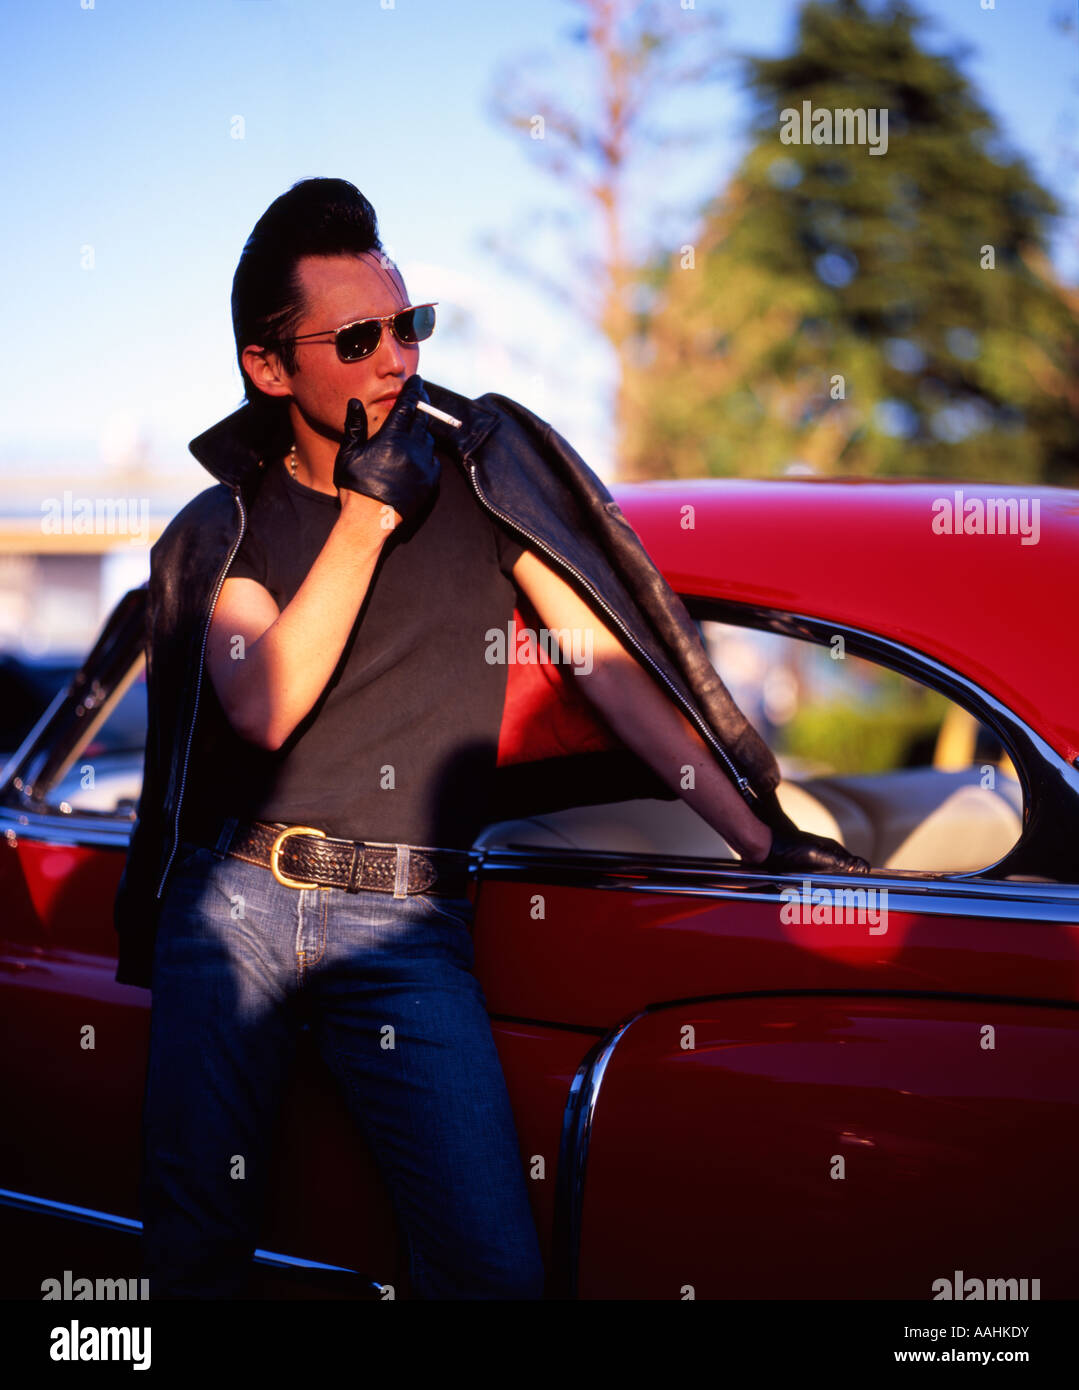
1, 0, 1076, 487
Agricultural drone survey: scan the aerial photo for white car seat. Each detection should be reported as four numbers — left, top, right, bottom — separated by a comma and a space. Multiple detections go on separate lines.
474, 767, 1022, 874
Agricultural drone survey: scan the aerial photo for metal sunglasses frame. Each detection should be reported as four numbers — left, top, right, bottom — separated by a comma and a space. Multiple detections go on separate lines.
286, 302, 438, 362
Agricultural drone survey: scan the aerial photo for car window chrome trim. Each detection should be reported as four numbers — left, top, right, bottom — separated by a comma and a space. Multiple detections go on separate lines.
0, 588, 147, 810
56, 661, 143, 796
475, 850, 1079, 921
0, 684, 72, 791
0, 1185, 386, 1295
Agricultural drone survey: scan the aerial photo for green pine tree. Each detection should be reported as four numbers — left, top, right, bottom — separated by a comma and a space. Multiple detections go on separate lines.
623, 0, 1079, 485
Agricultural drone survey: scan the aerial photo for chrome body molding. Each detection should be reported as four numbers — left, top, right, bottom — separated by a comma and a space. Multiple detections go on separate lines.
0, 1186, 385, 1295
551, 1011, 645, 1300
550, 978, 1079, 1299
11, 803, 1076, 924
0, 807, 135, 851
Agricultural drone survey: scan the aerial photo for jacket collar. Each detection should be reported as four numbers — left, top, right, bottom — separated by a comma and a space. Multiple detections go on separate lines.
187, 379, 500, 489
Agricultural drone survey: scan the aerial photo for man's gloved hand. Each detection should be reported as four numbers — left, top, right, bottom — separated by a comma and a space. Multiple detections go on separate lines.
333, 374, 439, 525
750, 826, 871, 875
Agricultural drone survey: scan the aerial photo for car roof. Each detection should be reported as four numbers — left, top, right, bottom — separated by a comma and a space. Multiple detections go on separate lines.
613, 478, 1079, 769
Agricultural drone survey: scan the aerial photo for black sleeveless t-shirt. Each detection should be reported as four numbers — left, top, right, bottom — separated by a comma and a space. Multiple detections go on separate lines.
180, 444, 525, 850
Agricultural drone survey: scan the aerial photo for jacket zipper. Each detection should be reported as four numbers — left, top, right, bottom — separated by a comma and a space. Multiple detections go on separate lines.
155, 488, 248, 899
465, 464, 756, 802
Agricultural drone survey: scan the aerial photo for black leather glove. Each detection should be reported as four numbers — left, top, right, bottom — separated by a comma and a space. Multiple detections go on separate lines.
752, 825, 871, 874
332, 374, 439, 524
749, 785, 804, 840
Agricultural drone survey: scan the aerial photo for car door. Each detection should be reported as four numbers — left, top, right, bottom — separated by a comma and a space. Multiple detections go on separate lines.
471, 600, 1079, 1299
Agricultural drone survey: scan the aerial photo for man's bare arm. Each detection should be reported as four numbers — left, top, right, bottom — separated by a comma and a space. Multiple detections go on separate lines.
509, 550, 773, 862
206, 491, 395, 751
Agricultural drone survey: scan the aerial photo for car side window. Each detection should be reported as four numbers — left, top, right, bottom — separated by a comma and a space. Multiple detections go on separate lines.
36, 663, 147, 818
477, 616, 1023, 876
697, 619, 1021, 874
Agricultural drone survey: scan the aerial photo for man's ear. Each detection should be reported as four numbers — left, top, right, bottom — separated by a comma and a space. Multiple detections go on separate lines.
241, 344, 291, 399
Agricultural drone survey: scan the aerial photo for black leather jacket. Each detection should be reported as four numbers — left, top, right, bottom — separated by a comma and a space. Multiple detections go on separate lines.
112, 379, 781, 987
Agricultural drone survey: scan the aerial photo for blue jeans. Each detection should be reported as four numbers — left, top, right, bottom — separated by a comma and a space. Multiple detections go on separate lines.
139, 824, 545, 1300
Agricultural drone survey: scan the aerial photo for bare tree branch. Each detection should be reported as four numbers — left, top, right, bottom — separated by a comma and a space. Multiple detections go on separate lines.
486, 0, 728, 474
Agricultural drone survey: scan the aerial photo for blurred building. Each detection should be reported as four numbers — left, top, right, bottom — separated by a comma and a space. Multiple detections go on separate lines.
0, 454, 191, 657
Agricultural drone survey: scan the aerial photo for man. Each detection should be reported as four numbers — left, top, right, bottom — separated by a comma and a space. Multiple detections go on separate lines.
126, 177, 867, 1301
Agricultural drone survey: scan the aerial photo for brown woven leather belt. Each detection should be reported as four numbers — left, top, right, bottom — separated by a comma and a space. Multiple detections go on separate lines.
224, 821, 473, 896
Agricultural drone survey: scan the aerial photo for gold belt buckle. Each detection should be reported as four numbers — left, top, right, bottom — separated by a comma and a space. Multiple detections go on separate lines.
269, 825, 327, 889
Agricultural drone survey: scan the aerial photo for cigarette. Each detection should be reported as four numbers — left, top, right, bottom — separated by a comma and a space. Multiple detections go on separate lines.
416, 401, 462, 429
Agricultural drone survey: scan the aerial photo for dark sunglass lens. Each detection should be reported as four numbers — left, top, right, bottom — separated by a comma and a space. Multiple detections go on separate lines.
395, 305, 436, 344
336, 322, 382, 360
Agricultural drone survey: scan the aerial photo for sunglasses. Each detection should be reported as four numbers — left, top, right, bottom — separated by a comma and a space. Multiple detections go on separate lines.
286, 302, 437, 363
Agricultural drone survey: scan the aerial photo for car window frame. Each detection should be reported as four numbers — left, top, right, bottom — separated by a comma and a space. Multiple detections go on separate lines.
684, 594, 1078, 885
0, 588, 147, 830
2, 585, 1077, 889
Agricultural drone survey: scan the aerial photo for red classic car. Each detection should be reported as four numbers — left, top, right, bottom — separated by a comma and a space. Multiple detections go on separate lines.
1, 478, 1077, 1300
